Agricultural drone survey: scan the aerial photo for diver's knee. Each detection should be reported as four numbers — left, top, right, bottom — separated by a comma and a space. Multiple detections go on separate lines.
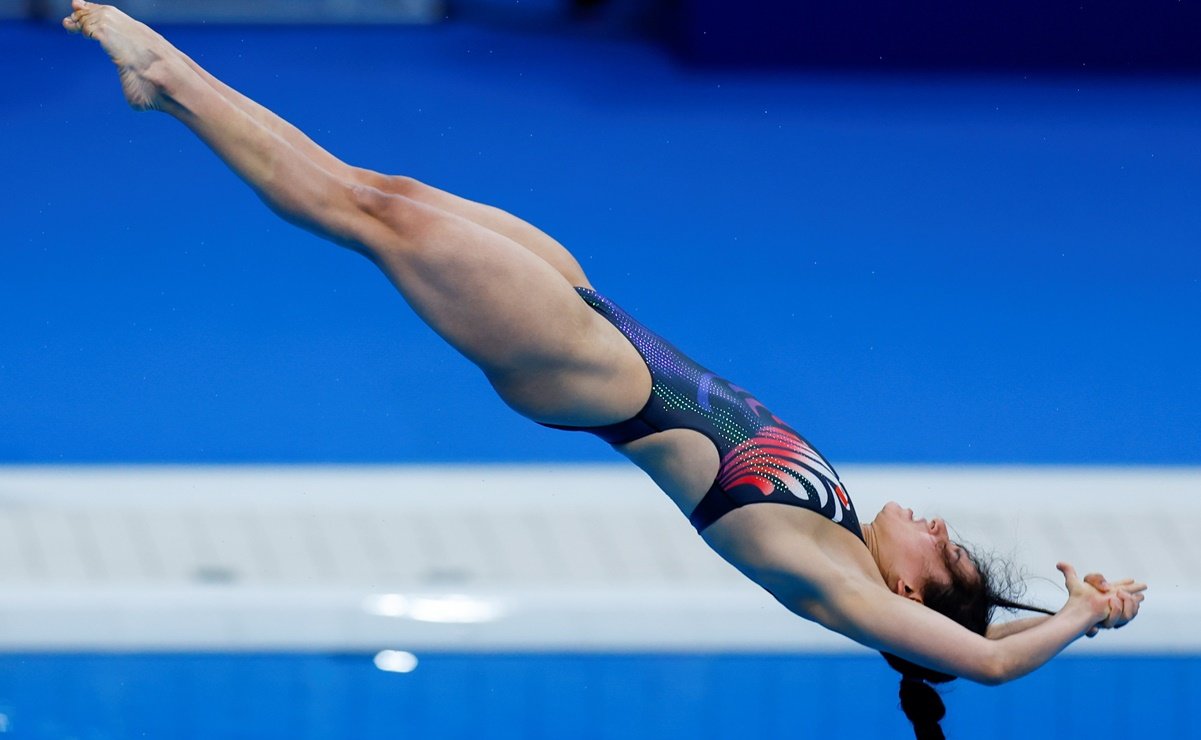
346, 183, 450, 255
351, 169, 428, 200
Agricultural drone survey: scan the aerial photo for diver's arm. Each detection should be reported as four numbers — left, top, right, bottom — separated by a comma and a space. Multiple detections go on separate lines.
805, 563, 1112, 685
987, 574, 1146, 640
986, 615, 1051, 639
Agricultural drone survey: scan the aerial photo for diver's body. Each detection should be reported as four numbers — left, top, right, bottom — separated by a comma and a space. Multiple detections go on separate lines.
63, 0, 1142, 705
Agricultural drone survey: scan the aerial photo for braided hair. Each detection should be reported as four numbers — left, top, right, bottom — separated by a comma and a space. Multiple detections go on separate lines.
883, 544, 1054, 739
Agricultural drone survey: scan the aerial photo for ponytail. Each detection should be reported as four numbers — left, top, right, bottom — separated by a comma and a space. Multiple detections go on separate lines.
898, 675, 948, 740
884, 653, 953, 740
882, 541, 1054, 739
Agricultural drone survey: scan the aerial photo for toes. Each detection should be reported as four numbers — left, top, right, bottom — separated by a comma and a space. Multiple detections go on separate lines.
62, 11, 92, 36
63, 11, 94, 39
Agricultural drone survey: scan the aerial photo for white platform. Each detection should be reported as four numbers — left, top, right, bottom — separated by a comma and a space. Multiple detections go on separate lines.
0, 465, 1193, 654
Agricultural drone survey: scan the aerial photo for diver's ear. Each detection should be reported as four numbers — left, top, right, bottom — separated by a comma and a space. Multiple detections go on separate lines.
895, 579, 924, 604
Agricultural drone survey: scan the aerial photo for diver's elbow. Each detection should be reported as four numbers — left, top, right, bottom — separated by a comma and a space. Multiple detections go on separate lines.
975, 648, 1011, 686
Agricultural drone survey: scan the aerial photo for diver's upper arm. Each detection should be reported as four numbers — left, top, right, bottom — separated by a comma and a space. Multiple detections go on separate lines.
812, 581, 1005, 685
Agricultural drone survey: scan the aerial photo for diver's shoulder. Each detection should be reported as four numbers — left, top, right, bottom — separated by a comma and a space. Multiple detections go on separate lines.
702, 504, 879, 601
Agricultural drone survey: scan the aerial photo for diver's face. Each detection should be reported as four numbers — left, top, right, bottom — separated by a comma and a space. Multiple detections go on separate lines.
874, 501, 967, 596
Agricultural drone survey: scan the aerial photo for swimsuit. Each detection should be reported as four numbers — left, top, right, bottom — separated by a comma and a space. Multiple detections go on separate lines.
543, 287, 863, 542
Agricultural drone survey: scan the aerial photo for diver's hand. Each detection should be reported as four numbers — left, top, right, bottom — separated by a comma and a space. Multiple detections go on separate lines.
1081, 573, 1146, 637
1057, 562, 1121, 637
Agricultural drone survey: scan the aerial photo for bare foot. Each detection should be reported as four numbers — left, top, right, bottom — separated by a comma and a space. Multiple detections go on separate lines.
63, 0, 182, 111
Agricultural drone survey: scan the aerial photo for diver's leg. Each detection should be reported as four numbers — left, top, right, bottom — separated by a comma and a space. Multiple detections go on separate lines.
352, 176, 594, 289
64, 1, 645, 424
174, 43, 592, 287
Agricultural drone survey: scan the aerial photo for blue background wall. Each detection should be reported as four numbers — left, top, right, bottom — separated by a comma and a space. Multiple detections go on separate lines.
1, 22, 1198, 464
672, 0, 1201, 68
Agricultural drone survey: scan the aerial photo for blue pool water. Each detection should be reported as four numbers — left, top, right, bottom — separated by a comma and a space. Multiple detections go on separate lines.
1, 22, 1199, 466
0, 652, 1197, 739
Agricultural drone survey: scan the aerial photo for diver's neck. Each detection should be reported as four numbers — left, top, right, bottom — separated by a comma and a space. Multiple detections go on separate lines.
860, 521, 884, 578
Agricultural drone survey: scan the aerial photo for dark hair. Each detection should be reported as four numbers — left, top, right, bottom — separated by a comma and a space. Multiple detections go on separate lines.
882, 543, 1054, 740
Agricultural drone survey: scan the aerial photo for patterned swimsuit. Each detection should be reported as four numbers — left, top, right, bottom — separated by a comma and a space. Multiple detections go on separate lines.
542, 288, 863, 541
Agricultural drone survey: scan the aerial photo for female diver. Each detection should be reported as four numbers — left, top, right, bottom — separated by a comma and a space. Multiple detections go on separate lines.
63, 3, 1146, 737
